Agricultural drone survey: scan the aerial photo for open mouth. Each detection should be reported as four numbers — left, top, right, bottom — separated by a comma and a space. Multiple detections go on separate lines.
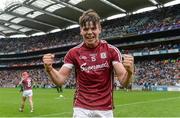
85, 35, 95, 39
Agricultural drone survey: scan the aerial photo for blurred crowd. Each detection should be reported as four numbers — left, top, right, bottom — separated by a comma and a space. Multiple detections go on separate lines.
1, 42, 179, 67
134, 59, 180, 87
0, 58, 179, 88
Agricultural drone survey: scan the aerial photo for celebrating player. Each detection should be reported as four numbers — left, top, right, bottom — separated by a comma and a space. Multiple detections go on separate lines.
18, 71, 34, 113
43, 9, 134, 117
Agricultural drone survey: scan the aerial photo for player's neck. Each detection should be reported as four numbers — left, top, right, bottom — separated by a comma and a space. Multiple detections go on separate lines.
85, 40, 100, 49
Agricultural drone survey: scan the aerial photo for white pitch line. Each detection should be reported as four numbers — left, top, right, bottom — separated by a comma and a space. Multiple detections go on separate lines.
116, 96, 180, 107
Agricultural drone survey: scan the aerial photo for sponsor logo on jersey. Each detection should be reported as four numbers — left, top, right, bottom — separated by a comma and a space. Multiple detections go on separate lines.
80, 61, 109, 72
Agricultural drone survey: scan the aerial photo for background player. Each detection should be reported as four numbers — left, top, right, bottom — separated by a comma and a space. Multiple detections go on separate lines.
18, 71, 34, 113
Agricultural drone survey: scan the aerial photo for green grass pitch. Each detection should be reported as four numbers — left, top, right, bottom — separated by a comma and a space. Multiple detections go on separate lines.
0, 88, 180, 117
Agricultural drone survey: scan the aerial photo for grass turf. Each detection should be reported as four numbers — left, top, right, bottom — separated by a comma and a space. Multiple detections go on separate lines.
0, 88, 180, 117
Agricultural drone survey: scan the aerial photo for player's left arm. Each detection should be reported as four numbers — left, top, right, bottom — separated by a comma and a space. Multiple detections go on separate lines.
18, 78, 23, 86
122, 54, 134, 86
113, 54, 134, 88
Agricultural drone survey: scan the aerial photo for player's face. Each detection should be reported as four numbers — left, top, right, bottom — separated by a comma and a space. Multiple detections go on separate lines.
22, 72, 29, 79
80, 21, 101, 48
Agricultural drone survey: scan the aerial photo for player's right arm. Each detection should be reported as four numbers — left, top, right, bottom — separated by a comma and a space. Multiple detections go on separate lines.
42, 53, 72, 86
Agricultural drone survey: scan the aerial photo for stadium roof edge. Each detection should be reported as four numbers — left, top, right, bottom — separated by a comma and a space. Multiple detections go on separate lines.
0, 0, 179, 38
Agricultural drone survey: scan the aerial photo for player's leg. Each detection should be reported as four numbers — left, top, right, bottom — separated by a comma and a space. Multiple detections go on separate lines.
19, 96, 26, 112
56, 86, 60, 93
29, 96, 34, 112
60, 85, 63, 92
27, 90, 34, 112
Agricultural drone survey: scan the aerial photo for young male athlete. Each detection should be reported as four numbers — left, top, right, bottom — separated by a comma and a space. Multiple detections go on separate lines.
19, 71, 34, 113
43, 9, 134, 117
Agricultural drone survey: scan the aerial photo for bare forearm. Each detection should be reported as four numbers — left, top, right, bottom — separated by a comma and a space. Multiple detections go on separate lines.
46, 68, 66, 86
18, 80, 23, 86
118, 71, 127, 87
120, 54, 134, 88
119, 71, 133, 88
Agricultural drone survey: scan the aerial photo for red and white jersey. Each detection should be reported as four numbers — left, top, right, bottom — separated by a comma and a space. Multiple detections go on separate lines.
64, 40, 122, 110
22, 77, 32, 91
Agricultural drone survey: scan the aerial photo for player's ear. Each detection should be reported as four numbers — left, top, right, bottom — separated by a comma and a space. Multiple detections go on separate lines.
80, 27, 83, 35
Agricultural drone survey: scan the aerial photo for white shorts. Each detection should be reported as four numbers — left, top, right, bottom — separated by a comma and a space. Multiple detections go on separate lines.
23, 90, 33, 97
73, 107, 113, 118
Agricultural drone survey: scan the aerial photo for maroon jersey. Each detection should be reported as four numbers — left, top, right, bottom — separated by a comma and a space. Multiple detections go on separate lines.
64, 40, 122, 110
22, 77, 32, 91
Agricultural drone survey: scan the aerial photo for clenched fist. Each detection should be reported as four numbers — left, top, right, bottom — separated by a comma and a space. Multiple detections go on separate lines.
42, 53, 55, 72
122, 54, 134, 74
